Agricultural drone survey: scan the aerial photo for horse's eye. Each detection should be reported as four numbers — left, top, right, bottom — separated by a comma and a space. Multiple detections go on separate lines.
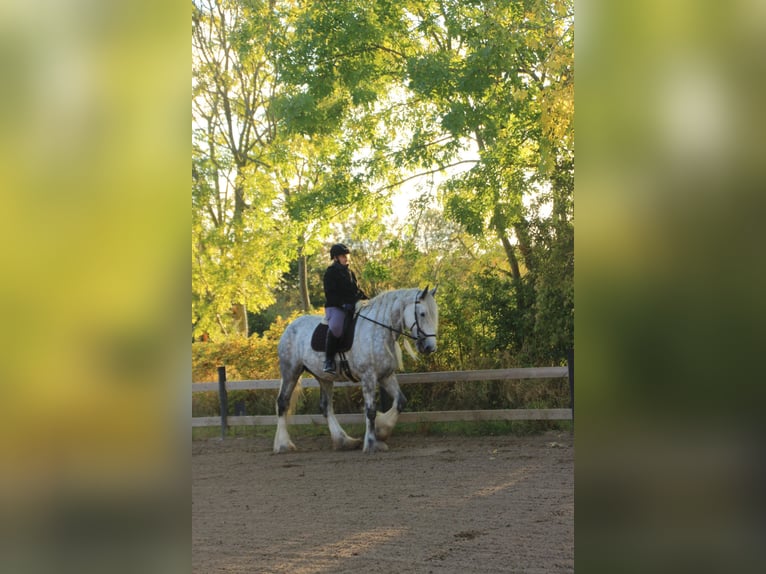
420, 312, 425, 317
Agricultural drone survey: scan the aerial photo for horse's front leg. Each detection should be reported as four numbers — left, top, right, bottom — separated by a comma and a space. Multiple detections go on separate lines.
361, 376, 388, 453
375, 373, 406, 442
319, 379, 361, 451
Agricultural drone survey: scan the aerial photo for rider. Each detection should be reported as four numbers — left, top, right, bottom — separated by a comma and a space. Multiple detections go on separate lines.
323, 243, 368, 373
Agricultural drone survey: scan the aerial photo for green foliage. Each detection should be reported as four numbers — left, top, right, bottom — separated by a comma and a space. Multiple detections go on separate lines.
360, 260, 391, 285
192, 0, 414, 336
192, 314, 292, 382
406, 53, 455, 98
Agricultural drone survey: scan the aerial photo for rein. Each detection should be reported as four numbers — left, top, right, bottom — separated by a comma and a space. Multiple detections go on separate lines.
356, 310, 417, 340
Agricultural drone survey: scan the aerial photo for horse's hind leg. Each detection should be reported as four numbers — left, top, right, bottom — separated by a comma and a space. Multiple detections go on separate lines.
320, 380, 362, 451
273, 362, 301, 454
375, 374, 406, 442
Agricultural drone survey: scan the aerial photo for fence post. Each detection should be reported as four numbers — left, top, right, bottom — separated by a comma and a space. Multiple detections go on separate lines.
567, 348, 574, 427
218, 366, 228, 439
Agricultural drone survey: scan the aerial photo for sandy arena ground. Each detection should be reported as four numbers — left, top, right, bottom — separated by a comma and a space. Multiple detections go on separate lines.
193, 430, 573, 573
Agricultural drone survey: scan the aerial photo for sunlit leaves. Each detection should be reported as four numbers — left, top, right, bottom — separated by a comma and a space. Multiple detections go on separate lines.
406, 52, 455, 97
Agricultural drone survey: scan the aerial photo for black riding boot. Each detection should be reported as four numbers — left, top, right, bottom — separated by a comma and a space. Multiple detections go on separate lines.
323, 331, 339, 373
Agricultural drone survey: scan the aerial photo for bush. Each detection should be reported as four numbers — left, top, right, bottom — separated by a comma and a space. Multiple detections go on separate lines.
192, 314, 294, 417
192, 314, 297, 382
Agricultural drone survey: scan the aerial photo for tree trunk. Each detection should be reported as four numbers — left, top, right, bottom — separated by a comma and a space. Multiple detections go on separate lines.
494, 213, 528, 310
233, 166, 247, 224
492, 202, 522, 282
499, 231, 522, 283
513, 218, 535, 273
231, 303, 249, 336
297, 250, 311, 312
230, 162, 249, 335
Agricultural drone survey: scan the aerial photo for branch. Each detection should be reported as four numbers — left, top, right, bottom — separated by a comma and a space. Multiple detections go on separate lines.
374, 159, 480, 194
368, 43, 407, 60
384, 134, 457, 161
323, 159, 480, 222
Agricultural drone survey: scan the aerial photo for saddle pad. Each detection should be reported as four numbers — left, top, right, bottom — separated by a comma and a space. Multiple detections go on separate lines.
310, 314, 358, 353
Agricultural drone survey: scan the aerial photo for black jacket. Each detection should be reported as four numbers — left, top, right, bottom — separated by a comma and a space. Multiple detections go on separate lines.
323, 261, 367, 308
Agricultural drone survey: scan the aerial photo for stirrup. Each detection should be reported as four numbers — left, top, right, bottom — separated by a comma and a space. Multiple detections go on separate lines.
323, 359, 336, 373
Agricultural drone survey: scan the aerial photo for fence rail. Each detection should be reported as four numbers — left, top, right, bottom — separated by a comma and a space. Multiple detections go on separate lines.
192, 366, 573, 434
190, 367, 568, 393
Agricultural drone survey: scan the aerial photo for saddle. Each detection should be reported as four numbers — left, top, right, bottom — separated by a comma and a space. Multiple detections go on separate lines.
310, 313, 358, 353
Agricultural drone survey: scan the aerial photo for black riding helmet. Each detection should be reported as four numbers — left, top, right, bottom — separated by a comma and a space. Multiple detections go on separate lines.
330, 243, 350, 259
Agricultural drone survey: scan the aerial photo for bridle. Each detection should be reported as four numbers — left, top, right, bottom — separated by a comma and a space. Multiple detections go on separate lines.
409, 297, 436, 343
356, 292, 435, 345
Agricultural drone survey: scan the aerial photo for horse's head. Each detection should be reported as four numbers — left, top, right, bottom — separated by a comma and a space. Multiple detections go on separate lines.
407, 285, 439, 354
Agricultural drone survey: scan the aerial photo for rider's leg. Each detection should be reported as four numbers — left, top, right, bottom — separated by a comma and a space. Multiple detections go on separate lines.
323, 307, 345, 373
323, 330, 339, 373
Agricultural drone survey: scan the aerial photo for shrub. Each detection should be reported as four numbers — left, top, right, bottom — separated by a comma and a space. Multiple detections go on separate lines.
192, 314, 299, 382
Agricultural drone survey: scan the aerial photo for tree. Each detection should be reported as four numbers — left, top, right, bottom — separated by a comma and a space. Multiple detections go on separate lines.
402, 0, 574, 362
193, 0, 291, 337
193, 0, 410, 339
192, 0, 574, 365
277, 0, 574, 361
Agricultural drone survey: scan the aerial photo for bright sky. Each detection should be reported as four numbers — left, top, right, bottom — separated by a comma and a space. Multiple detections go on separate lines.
385, 143, 482, 224
386, 152, 552, 226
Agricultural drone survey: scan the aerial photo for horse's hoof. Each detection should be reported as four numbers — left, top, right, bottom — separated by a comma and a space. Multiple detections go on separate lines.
363, 440, 389, 453
273, 441, 296, 454
374, 428, 391, 442
374, 409, 398, 442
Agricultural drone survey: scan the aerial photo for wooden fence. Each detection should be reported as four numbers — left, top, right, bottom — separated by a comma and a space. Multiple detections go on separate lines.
192, 365, 573, 436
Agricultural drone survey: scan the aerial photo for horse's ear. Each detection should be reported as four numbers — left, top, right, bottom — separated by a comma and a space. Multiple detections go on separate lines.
430, 284, 438, 297
420, 285, 429, 300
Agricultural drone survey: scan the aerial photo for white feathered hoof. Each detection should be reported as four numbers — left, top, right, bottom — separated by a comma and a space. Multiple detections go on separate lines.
273, 420, 296, 453
273, 440, 296, 454
374, 428, 391, 442
374, 408, 398, 442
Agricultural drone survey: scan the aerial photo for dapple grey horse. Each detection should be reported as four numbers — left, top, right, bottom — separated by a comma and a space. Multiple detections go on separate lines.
273, 286, 438, 453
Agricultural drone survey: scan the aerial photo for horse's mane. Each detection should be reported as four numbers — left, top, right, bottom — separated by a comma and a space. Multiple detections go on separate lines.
367, 287, 419, 303
365, 287, 422, 307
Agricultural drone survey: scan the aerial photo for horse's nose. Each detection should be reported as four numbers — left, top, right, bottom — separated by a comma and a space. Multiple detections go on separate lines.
422, 340, 436, 354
